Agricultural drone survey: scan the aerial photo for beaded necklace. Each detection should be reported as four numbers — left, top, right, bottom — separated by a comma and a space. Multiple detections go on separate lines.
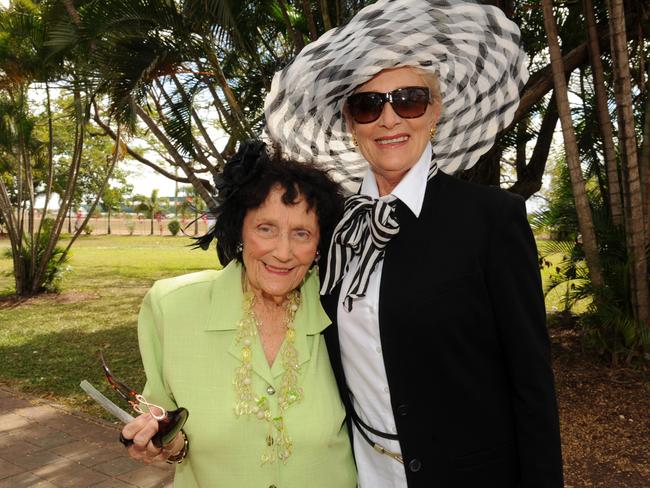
233, 289, 302, 464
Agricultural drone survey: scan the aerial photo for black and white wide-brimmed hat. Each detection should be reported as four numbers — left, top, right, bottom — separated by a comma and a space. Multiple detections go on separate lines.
264, 0, 529, 187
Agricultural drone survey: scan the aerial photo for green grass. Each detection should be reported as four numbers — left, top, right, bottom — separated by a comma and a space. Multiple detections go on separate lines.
0, 235, 587, 420
0, 235, 218, 420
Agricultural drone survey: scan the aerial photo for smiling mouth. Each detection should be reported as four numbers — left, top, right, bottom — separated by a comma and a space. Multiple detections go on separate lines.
264, 263, 293, 274
376, 135, 409, 145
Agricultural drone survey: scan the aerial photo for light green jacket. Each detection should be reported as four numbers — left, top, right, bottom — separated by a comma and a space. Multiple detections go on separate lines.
138, 261, 357, 487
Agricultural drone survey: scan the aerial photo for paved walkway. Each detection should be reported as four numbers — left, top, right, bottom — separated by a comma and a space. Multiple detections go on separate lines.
0, 386, 174, 487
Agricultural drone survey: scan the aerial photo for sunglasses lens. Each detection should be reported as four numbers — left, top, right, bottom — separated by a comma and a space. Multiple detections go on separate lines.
391, 88, 430, 119
152, 407, 189, 448
348, 92, 384, 124
347, 88, 430, 124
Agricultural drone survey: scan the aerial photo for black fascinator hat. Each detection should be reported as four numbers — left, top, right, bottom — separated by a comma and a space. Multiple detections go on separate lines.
192, 140, 269, 256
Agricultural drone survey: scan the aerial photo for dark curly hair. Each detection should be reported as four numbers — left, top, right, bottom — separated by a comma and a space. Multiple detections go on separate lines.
210, 144, 345, 267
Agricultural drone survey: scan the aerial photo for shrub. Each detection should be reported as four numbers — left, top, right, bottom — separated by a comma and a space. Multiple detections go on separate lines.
2, 218, 72, 293
168, 219, 181, 236
83, 224, 93, 235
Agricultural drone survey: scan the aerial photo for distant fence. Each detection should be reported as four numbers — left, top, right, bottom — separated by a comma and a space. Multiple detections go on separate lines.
28, 215, 211, 237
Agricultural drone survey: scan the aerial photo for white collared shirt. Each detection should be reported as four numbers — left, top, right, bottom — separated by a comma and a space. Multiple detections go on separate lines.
337, 145, 431, 488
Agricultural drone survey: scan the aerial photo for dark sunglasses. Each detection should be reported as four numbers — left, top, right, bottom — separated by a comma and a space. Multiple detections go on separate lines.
347, 86, 431, 124
100, 352, 188, 448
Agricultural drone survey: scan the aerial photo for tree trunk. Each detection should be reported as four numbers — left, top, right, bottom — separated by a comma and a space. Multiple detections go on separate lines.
515, 14, 638, 128
203, 49, 252, 139
38, 83, 56, 240
320, 0, 332, 30
640, 76, 650, 248
607, 0, 649, 326
277, 0, 305, 53
584, 0, 624, 227
542, 0, 604, 289
32, 87, 85, 294
93, 107, 192, 183
169, 75, 225, 167
507, 94, 558, 199
135, 105, 217, 209
301, 0, 319, 41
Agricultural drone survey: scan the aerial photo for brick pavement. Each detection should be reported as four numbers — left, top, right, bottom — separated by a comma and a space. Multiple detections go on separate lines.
0, 386, 174, 487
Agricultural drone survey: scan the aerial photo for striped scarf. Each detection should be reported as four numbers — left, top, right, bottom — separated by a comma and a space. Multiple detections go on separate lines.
321, 163, 439, 311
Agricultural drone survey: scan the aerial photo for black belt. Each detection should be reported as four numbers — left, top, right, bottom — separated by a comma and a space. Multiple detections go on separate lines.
348, 401, 403, 464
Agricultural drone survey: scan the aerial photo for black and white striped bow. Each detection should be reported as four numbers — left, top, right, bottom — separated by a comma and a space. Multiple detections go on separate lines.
320, 162, 439, 311
321, 195, 399, 311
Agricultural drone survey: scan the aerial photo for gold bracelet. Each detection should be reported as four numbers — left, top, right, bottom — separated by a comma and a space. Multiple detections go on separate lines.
165, 430, 189, 464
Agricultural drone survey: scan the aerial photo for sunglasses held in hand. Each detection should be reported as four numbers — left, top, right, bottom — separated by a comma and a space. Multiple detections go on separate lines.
99, 352, 188, 448
347, 86, 431, 124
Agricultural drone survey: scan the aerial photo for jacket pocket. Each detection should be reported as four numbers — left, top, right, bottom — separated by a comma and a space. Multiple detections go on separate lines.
451, 441, 516, 471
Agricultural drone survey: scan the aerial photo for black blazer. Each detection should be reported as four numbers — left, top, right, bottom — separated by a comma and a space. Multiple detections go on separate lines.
321, 172, 563, 488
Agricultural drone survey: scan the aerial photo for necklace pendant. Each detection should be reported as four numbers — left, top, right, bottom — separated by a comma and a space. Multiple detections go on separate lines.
234, 289, 302, 464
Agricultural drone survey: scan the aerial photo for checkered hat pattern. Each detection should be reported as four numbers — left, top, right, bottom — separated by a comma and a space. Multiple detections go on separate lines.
264, 0, 528, 186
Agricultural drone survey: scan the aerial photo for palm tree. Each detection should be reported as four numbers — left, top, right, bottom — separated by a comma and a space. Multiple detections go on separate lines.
101, 186, 125, 235
606, 0, 649, 326
134, 189, 164, 236
0, 2, 115, 295
179, 185, 206, 236
542, 0, 604, 288
583, 0, 623, 227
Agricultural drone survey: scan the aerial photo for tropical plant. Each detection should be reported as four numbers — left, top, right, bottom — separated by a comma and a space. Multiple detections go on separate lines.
2, 219, 71, 293
101, 183, 132, 235
0, 2, 127, 295
535, 157, 649, 364
134, 189, 165, 235
3, 0, 647, 322
179, 185, 206, 236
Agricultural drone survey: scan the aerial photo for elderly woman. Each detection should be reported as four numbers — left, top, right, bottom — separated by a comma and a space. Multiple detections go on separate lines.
119, 141, 356, 487
265, 1, 563, 487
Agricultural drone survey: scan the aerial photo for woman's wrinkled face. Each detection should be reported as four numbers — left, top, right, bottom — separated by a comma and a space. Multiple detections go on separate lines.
347, 67, 441, 193
241, 185, 320, 303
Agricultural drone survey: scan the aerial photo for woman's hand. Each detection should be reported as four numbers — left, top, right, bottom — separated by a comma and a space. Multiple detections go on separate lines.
121, 413, 183, 465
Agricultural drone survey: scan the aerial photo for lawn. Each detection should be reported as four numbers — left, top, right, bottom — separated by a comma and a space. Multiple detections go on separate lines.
0, 235, 583, 419
0, 235, 218, 420
1, 235, 648, 486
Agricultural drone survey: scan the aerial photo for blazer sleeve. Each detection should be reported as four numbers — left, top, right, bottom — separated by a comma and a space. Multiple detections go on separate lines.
137, 284, 179, 412
486, 194, 564, 488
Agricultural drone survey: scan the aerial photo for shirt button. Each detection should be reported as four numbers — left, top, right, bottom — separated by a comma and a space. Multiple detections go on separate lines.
267, 385, 276, 395
383, 386, 389, 393
408, 458, 422, 472
396, 404, 408, 416
375, 346, 382, 353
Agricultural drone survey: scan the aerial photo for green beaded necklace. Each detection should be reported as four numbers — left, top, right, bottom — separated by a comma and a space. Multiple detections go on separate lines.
233, 288, 303, 464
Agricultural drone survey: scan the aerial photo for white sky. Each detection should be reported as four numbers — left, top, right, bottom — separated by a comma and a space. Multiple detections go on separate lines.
128, 162, 178, 197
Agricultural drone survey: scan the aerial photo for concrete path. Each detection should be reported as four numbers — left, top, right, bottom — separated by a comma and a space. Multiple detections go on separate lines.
0, 386, 174, 487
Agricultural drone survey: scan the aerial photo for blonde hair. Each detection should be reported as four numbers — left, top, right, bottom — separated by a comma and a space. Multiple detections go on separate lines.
412, 67, 442, 114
